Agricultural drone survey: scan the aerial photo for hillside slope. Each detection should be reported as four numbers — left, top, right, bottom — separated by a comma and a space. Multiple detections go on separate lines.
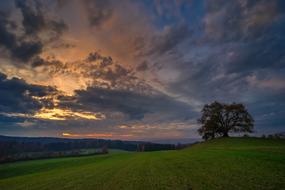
0, 138, 284, 190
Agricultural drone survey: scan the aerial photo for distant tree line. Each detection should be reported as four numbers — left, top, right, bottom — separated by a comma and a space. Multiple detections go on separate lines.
261, 133, 285, 139
0, 136, 176, 162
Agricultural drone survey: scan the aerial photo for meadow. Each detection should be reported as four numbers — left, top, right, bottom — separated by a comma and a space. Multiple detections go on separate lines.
0, 137, 284, 190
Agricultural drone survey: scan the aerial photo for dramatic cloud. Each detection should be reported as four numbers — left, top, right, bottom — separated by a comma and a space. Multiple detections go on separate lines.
0, 72, 56, 115
145, 23, 192, 56
84, 0, 113, 27
0, 10, 43, 62
0, 0, 67, 62
204, 0, 284, 41
73, 86, 196, 121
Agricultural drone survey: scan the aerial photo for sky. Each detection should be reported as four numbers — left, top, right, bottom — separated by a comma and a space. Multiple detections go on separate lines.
0, 0, 284, 142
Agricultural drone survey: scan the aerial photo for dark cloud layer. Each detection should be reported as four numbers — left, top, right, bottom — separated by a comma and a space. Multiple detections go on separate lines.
73, 86, 196, 121
149, 23, 192, 55
0, 11, 42, 61
0, 0, 67, 62
0, 72, 55, 114
15, 0, 67, 36
204, 0, 285, 42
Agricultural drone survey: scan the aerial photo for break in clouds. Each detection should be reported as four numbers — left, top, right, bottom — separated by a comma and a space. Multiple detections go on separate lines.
0, 0, 284, 141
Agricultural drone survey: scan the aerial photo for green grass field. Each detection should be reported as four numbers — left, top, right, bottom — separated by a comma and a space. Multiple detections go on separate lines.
0, 137, 284, 190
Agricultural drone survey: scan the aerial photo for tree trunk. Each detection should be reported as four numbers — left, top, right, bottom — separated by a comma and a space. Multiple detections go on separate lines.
223, 132, 229, 137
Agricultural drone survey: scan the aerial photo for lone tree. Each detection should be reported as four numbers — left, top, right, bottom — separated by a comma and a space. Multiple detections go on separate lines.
198, 101, 254, 140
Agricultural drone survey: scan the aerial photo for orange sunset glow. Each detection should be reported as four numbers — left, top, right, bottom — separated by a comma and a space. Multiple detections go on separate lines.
62, 132, 113, 138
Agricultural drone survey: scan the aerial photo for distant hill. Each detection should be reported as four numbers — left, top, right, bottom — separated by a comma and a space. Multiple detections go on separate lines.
0, 135, 176, 147
0, 135, 141, 144
0, 135, 176, 162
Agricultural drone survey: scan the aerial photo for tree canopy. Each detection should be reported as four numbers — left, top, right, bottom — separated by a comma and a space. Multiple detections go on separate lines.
198, 101, 254, 140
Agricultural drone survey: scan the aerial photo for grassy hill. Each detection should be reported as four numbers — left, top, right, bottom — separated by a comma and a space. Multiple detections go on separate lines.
0, 137, 284, 190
